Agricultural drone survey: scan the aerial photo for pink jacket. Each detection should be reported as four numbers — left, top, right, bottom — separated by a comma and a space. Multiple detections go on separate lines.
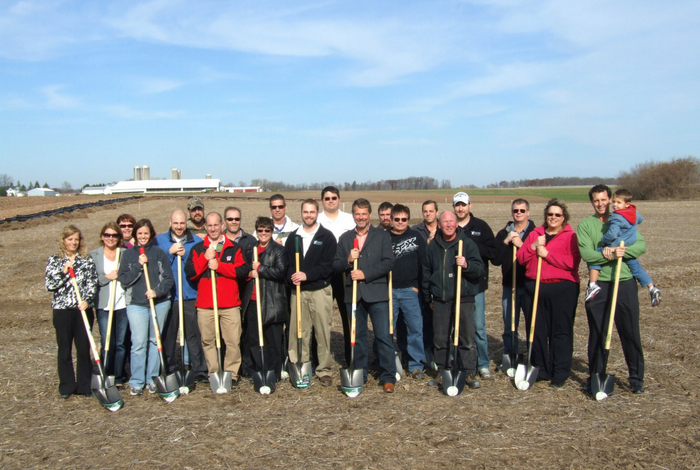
517, 224, 581, 283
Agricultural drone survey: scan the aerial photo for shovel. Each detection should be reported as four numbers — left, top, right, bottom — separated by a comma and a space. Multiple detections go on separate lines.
68, 268, 123, 412
502, 245, 522, 378
514, 257, 542, 391
288, 237, 312, 388
443, 240, 466, 397
174, 255, 196, 395
102, 248, 121, 388
209, 270, 232, 394
251, 247, 277, 394
388, 272, 403, 381
340, 239, 364, 397
141, 248, 180, 403
592, 241, 625, 401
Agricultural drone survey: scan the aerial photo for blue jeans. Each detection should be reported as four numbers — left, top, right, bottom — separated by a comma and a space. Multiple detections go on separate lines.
96, 307, 128, 382
591, 258, 652, 287
474, 291, 489, 370
501, 285, 526, 356
126, 301, 171, 389
348, 299, 397, 385
392, 288, 425, 372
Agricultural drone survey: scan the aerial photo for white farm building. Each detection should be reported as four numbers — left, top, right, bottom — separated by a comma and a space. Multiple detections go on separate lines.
27, 188, 57, 197
103, 179, 221, 195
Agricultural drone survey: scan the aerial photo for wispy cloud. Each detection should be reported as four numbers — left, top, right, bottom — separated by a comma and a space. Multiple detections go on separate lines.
42, 85, 80, 109
105, 104, 184, 119
140, 78, 185, 94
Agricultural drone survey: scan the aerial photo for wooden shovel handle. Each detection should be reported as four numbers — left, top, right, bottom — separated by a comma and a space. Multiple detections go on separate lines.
211, 270, 221, 349
528, 258, 543, 344
388, 272, 393, 335
253, 248, 264, 348
351, 239, 359, 346
141, 256, 164, 351
453, 240, 463, 347
177, 254, 185, 348
68, 268, 101, 365
604, 241, 625, 350
295, 237, 302, 340
511, 245, 517, 332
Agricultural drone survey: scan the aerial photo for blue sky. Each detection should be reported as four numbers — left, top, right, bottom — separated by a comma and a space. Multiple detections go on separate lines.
1, 0, 699, 188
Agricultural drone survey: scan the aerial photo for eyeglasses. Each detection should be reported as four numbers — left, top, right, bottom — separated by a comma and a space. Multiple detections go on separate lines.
547, 212, 564, 218
190, 207, 203, 212
226, 217, 241, 222
513, 209, 527, 214
393, 217, 408, 222
270, 205, 285, 210
324, 196, 338, 201
103, 233, 120, 239
257, 229, 272, 233
119, 224, 133, 229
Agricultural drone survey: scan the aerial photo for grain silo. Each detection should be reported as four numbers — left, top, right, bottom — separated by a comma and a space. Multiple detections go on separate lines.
134, 166, 141, 180
142, 165, 150, 180
171, 168, 181, 180
206, 174, 211, 179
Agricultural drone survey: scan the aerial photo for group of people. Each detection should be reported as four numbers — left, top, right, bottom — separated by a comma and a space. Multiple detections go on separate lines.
45, 184, 658, 399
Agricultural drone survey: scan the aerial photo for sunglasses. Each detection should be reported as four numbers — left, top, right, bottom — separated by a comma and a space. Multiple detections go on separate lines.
324, 196, 338, 201
270, 205, 285, 210
393, 217, 408, 222
119, 224, 133, 229
513, 209, 527, 214
226, 217, 241, 222
547, 212, 564, 218
257, 229, 272, 233
103, 233, 120, 239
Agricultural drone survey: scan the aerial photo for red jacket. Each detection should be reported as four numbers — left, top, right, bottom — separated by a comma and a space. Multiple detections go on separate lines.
185, 236, 247, 309
517, 224, 581, 283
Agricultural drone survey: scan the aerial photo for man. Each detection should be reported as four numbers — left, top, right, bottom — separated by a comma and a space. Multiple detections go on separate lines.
388, 204, 427, 379
187, 196, 206, 239
412, 200, 438, 244
154, 209, 208, 382
577, 184, 647, 394
377, 202, 394, 231
422, 211, 484, 390
333, 199, 396, 393
185, 212, 248, 387
492, 199, 536, 370
285, 199, 337, 386
266, 194, 299, 246
453, 191, 498, 379
317, 186, 356, 363
224, 206, 256, 251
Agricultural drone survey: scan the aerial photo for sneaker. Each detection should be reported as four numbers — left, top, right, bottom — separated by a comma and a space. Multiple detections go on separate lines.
130, 387, 143, 396
585, 284, 601, 302
478, 368, 492, 379
411, 370, 426, 380
650, 287, 661, 307
466, 374, 481, 389
147, 383, 157, 394
427, 378, 441, 387
631, 384, 645, 394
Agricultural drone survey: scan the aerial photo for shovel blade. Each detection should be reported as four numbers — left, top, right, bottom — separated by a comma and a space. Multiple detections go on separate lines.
90, 374, 124, 412
252, 370, 277, 395
288, 362, 313, 389
209, 371, 232, 394
394, 352, 403, 382
441, 369, 466, 397
514, 363, 539, 391
501, 353, 523, 378
175, 369, 196, 394
339, 367, 364, 398
153, 373, 180, 403
591, 373, 615, 401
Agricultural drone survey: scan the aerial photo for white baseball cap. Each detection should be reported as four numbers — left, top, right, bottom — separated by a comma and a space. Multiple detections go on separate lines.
453, 192, 470, 205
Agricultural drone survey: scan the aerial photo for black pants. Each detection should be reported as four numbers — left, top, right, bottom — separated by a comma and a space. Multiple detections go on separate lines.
332, 272, 351, 365
522, 280, 579, 382
53, 308, 94, 395
586, 279, 644, 386
432, 300, 476, 374
162, 299, 208, 377
242, 303, 284, 380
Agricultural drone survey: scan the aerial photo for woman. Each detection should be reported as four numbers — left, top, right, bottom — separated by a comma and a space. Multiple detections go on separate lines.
89, 222, 128, 387
517, 199, 581, 388
241, 216, 289, 381
117, 214, 136, 248
45, 225, 98, 399
118, 219, 174, 396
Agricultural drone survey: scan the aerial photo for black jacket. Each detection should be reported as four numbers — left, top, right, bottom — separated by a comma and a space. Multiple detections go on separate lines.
422, 228, 484, 304
459, 213, 497, 292
492, 220, 537, 288
285, 225, 337, 292
241, 241, 289, 325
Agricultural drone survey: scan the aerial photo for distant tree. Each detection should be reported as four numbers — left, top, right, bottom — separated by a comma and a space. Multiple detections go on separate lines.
0, 188, 6, 197
352, 181, 357, 191
618, 157, 700, 200
20, 184, 27, 191
61, 181, 73, 192
238, 180, 247, 187
34, 180, 40, 189
0, 174, 12, 188
43, 183, 49, 188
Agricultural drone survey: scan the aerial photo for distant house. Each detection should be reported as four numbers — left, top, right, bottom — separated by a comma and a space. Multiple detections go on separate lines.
28, 188, 57, 197
220, 186, 263, 193
6, 188, 19, 197
82, 186, 107, 195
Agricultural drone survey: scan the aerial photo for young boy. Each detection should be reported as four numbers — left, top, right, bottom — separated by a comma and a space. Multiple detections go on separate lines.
585, 188, 661, 307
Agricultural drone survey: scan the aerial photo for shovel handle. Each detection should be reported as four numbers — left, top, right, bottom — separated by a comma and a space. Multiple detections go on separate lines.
528, 257, 543, 344
211, 269, 221, 349
141, 254, 164, 352
388, 271, 393, 335
453, 240, 463, 347
68, 269, 102, 366
604, 241, 625, 350
511, 245, 517, 333
351, 239, 359, 346
253, 248, 265, 348
177, 254, 186, 348
295, 238, 303, 341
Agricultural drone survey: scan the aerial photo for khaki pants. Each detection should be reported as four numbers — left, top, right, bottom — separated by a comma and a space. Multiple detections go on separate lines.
288, 285, 333, 377
198, 307, 242, 379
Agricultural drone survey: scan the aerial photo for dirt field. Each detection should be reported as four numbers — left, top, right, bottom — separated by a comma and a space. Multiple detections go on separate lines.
0, 195, 698, 469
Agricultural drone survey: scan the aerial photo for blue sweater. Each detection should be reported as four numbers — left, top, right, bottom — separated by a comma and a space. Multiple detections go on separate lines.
154, 230, 201, 301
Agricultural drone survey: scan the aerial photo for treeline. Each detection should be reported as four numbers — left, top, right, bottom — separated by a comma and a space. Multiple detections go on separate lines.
485, 176, 618, 189
619, 157, 699, 200
246, 176, 452, 192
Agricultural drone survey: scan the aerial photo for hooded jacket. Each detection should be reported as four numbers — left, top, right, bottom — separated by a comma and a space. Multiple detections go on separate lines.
601, 205, 643, 248
517, 224, 581, 283
118, 243, 174, 306
241, 241, 289, 325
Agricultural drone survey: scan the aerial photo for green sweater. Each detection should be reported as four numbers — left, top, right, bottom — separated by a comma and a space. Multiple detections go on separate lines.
576, 215, 646, 282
